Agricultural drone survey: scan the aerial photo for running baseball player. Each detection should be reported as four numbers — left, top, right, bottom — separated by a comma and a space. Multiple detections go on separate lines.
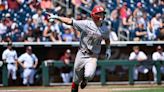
48, 5, 111, 92
18, 46, 38, 86
2, 42, 18, 82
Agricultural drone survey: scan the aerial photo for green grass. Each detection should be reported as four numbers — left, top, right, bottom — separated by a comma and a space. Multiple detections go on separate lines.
118, 88, 164, 92
0, 85, 164, 92
113, 86, 164, 92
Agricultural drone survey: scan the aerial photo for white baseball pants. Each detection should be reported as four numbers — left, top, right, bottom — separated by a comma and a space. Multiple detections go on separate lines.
73, 50, 98, 84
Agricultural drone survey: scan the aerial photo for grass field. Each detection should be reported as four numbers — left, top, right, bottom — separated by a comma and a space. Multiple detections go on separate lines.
0, 84, 164, 92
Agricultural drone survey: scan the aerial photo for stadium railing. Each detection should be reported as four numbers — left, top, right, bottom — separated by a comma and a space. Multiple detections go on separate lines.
0, 62, 8, 86
1, 41, 164, 86
41, 60, 164, 86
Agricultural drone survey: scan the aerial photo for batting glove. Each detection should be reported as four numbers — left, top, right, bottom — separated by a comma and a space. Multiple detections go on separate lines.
105, 46, 111, 59
46, 12, 59, 22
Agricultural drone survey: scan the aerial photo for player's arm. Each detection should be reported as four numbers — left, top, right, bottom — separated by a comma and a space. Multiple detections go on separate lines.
47, 13, 73, 25
15, 59, 18, 70
33, 60, 38, 69
33, 55, 38, 68
17, 60, 25, 69
104, 38, 111, 59
2, 51, 7, 63
17, 55, 26, 69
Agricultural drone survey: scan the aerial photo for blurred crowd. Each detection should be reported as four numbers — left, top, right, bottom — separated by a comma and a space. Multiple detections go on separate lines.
0, 0, 163, 42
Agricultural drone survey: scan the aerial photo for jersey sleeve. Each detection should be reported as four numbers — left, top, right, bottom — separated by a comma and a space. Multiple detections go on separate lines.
129, 52, 135, 60
18, 54, 25, 63
140, 51, 147, 60
100, 24, 110, 39
152, 53, 158, 61
14, 50, 18, 60
33, 54, 38, 62
2, 50, 7, 60
72, 19, 87, 32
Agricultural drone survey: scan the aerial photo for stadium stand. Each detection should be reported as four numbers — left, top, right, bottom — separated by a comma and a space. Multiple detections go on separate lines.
0, 0, 163, 42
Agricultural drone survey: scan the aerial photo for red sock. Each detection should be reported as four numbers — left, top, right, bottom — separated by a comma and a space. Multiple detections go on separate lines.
71, 82, 79, 92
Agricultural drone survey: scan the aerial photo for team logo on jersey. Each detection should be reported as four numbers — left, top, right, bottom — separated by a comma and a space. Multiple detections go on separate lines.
97, 7, 104, 12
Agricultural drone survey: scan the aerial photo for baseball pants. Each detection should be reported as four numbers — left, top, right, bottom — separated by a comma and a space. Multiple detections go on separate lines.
23, 68, 36, 85
73, 49, 98, 84
7, 64, 17, 80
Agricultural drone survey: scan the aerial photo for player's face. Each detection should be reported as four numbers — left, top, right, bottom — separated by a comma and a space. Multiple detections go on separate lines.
95, 12, 105, 21
27, 49, 32, 54
134, 49, 139, 54
157, 49, 163, 53
8, 46, 12, 50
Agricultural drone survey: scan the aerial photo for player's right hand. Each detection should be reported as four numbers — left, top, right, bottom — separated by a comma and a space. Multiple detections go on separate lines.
105, 47, 111, 60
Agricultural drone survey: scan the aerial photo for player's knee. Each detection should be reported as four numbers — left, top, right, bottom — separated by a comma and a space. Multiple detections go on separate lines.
85, 72, 95, 80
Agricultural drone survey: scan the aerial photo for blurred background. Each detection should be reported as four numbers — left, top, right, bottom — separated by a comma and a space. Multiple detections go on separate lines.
0, 0, 164, 87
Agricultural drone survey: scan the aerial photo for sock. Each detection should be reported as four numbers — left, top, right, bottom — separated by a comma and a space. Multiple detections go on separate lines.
71, 82, 79, 92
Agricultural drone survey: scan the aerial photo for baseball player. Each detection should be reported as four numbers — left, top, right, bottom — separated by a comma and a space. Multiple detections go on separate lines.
129, 46, 148, 80
18, 46, 38, 86
48, 5, 111, 92
2, 42, 18, 82
152, 45, 164, 83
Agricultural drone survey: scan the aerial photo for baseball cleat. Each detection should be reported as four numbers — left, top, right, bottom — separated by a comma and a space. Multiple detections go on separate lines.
71, 82, 79, 92
80, 79, 87, 89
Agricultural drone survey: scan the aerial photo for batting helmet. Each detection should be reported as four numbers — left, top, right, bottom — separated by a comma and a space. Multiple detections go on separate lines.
91, 5, 106, 21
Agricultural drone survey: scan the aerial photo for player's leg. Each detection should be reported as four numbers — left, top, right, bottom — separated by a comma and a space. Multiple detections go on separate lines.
71, 50, 85, 92
134, 67, 138, 80
11, 65, 17, 80
152, 65, 157, 82
81, 57, 97, 89
23, 69, 31, 85
7, 64, 11, 78
29, 69, 36, 85
65, 73, 71, 83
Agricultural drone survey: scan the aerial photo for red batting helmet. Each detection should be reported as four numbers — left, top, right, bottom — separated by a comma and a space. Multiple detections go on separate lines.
91, 5, 106, 21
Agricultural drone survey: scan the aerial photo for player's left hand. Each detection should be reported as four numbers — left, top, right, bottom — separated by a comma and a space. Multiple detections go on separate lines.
46, 12, 58, 20
105, 47, 111, 59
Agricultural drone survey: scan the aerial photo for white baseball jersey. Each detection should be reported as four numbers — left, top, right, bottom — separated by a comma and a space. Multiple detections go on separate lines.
129, 51, 147, 60
2, 49, 17, 63
18, 53, 38, 68
152, 52, 164, 61
73, 19, 110, 54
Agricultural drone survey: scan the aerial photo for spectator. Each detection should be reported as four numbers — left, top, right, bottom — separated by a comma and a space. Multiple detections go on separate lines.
27, 0, 40, 13
60, 49, 73, 83
2, 42, 18, 84
71, 0, 89, 8
133, 23, 147, 41
0, 0, 6, 11
43, 22, 62, 42
119, 2, 132, 40
23, 18, 34, 34
7, 0, 22, 11
32, 8, 45, 29
23, 27, 35, 42
6, 22, 23, 42
129, 46, 149, 80
152, 45, 164, 83
110, 7, 120, 34
151, 13, 163, 32
147, 22, 157, 41
18, 46, 38, 86
0, 19, 7, 42
158, 27, 164, 40
109, 30, 118, 41
133, 2, 145, 19
40, 0, 54, 10
71, 0, 89, 17
62, 27, 76, 42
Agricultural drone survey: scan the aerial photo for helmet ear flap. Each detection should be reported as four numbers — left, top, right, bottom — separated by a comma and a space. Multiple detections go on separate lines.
91, 13, 94, 18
